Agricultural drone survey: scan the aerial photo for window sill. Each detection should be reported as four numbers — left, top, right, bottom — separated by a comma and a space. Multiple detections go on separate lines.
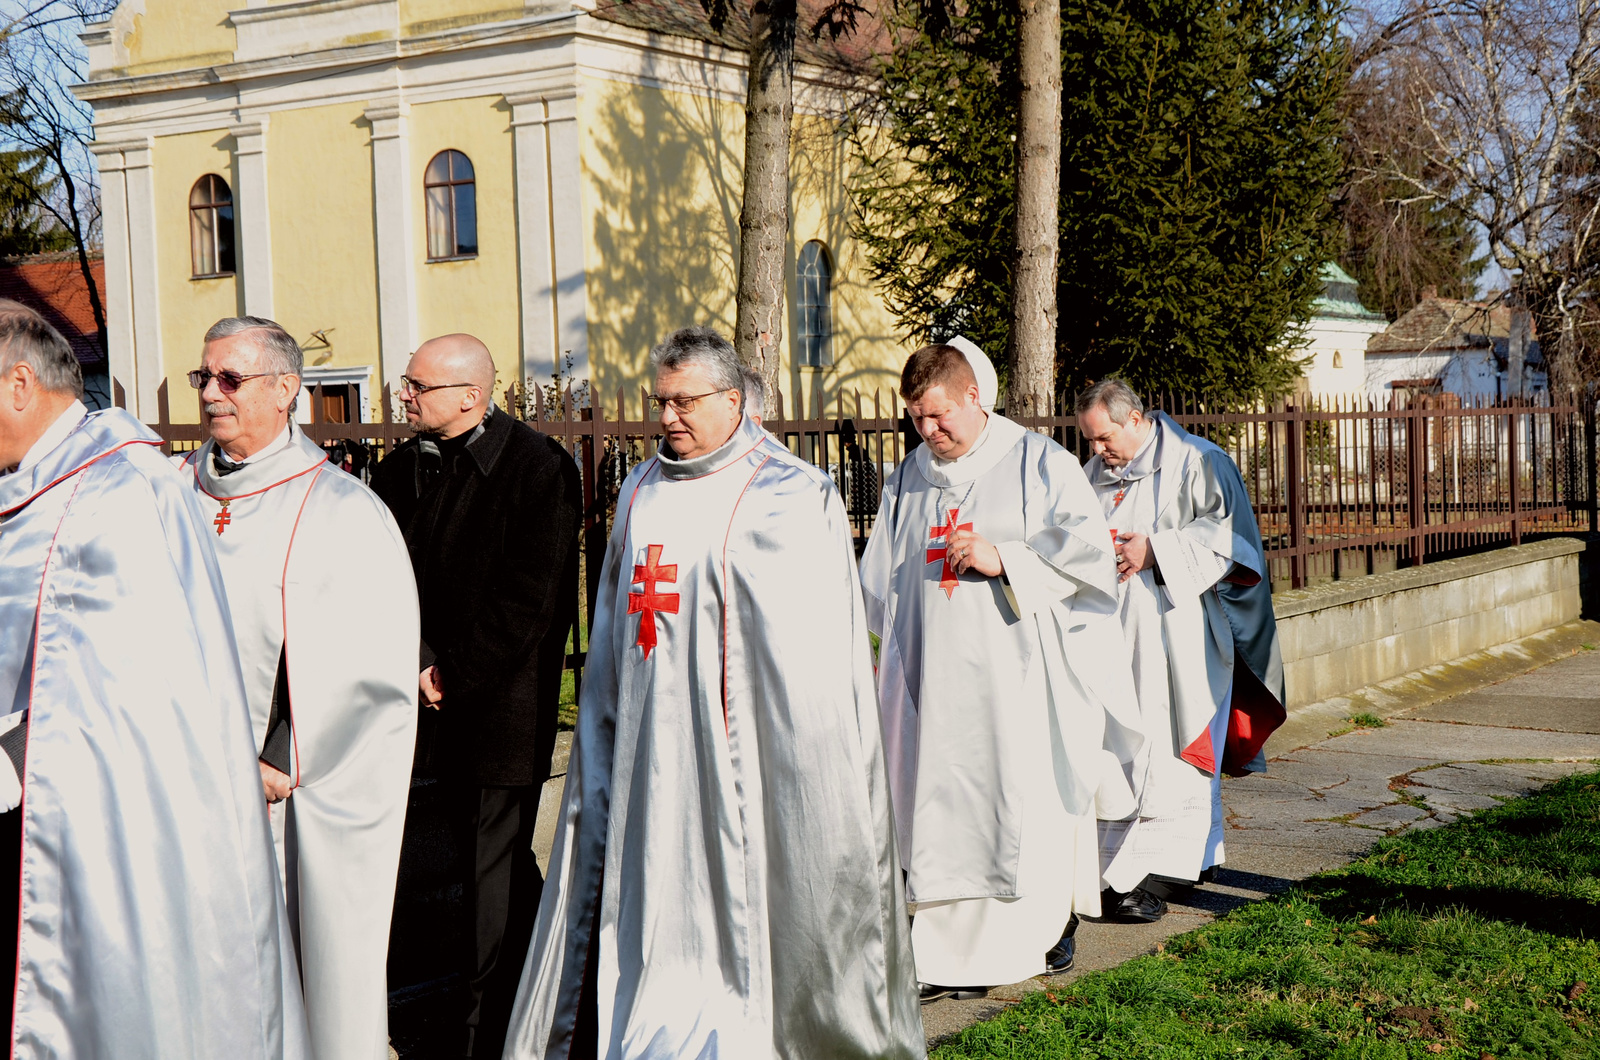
190, 272, 235, 281
798, 363, 832, 371
426, 254, 479, 264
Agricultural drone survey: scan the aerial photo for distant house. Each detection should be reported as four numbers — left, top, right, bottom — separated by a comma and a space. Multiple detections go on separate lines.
1296, 263, 1387, 395
0, 255, 109, 409
1364, 288, 1543, 404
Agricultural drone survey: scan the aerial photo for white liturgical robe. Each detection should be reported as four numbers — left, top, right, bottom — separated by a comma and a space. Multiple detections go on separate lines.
182, 426, 418, 1060
0, 408, 309, 1058
504, 415, 923, 1060
1085, 412, 1286, 890
860, 413, 1141, 988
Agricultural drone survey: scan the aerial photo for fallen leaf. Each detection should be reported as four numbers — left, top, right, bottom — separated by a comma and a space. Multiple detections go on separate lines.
1481, 1054, 1497, 1060
1305, 919, 1313, 926
1427, 1045, 1445, 1054
1155, 942, 1165, 953
1464, 998, 1480, 1012
1570, 982, 1589, 1001
1361, 915, 1378, 925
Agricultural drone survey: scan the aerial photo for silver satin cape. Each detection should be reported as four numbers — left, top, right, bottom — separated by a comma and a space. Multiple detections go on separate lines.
1083, 413, 1287, 889
503, 416, 923, 1060
182, 427, 418, 1060
0, 409, 309, 1058
858, 414, 1141, 986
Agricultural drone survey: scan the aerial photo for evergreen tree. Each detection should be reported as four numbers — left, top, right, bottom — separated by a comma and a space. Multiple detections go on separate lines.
855, 0, 1349, 405
0, 93, 70, 260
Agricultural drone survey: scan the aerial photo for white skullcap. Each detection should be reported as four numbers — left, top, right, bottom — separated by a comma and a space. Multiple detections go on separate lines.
946, 335, 998, 412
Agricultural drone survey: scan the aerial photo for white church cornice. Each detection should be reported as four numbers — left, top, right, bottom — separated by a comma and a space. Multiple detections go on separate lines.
73, 5, 872, 132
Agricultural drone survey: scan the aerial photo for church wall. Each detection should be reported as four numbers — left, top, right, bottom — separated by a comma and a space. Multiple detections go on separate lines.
577, 76, 906, 416
400, 0, 527, 35
153, 127, 241, 422
267, 102, 385, 418
577, 76, 742, 413
407, 95, 524, 401
121, 0, 237, 76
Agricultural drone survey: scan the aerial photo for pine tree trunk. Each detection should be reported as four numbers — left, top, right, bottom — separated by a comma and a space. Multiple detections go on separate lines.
735, 0, 797, 411
1009, 0, 1061, 417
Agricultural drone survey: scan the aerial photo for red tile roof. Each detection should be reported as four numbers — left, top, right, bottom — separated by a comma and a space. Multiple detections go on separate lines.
0, 256, 106, 366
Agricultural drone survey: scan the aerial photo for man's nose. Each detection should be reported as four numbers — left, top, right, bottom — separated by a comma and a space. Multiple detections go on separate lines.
201, 376, 225, 401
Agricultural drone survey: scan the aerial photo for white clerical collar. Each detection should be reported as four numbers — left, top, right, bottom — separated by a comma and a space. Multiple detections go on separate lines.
229, 422, 294, 466
916, 413, 1028, 488
10, 399, 87, 476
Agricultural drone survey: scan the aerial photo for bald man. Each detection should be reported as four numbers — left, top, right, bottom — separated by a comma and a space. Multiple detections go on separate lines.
372, 335, 581, 1058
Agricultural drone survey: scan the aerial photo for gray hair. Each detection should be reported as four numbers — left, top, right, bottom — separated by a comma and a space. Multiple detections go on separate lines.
649, 326, 743, 405
0, 300, 81, 398
1074, 377, 1144, 424
740, 365, 765, 419
204, 316, 304, 377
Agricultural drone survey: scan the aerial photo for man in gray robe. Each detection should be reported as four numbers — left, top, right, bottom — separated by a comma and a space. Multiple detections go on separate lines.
0, 301, 309, 1057
180, 316, 418, 1060
504, 326, 922, 1059
860, 340, 1140, 1000
1077, 379, 1286, 921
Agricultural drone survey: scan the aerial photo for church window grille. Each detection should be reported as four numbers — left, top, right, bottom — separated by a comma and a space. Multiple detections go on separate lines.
425, 150, 478, 261
797, 240, 833, 368
189, 174, 235, 279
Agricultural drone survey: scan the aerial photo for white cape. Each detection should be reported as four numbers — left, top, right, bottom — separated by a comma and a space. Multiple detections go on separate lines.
184, 429, 418, 1060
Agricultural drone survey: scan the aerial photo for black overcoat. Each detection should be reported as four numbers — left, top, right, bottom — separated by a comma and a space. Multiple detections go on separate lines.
372, 409, 581, 786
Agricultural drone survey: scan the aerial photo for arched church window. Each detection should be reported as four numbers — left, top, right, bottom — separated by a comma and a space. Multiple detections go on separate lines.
797, 240, 833, 368
425, 150, 477, 261
189, 174, 235, 278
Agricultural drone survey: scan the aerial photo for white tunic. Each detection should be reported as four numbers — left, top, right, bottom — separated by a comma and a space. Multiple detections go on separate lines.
184, 428, 418, 1060
860, 415, 1140, 987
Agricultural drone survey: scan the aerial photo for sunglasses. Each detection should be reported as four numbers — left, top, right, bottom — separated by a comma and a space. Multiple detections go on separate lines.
648, 388, 735, 414
399, 376, 476, 397
189, 368, 275, 394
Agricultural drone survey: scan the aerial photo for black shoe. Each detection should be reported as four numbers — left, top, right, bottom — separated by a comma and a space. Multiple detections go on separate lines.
1043, 915, 1078, 974
919, 982, 990, 1004
1081, 886, 1168, 924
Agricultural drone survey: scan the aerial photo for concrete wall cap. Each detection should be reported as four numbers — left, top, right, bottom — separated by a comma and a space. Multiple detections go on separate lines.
1272, 537, 1588, 620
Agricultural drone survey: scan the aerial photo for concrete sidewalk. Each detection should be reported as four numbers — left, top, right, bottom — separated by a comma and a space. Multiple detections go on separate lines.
918, 619, 1600, 1046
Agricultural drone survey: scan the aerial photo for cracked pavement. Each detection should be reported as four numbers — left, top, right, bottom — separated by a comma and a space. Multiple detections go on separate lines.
917, 644, 1600, 1047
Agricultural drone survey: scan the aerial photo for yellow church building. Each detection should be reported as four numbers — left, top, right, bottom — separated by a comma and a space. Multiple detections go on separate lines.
73, 0, 908, 425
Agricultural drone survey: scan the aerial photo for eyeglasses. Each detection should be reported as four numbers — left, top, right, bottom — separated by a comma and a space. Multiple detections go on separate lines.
399, 376, 476, 397
188, 368, 275, 393
649, 388, 734, 414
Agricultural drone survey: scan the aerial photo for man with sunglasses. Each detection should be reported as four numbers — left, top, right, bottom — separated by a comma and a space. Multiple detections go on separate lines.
370, 333, 580, 1060
180, 315, 419, 1060
502, 326, 922, 1060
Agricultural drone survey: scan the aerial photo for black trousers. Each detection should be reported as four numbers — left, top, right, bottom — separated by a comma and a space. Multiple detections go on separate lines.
446, 783, 544, 1058
0, 808, 19, 1031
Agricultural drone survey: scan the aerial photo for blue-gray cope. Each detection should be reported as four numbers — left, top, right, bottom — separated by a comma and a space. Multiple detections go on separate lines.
0, 409, 310, 1058
181, 425, 418, 1060
1084, 411, 1286, 777
503, 414, 924, 1059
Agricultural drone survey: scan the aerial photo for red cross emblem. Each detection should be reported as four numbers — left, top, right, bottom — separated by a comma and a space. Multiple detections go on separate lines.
628, 544, 680, 659
926, 508, 973, 599
214, 502, 232, 535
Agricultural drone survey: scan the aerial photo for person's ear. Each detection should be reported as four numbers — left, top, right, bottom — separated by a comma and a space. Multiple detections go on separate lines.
7, 361, 32, 412
462, 387, 481, 414
278, 374, 301, 415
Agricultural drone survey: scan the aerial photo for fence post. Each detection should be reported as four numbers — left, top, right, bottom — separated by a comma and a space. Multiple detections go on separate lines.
1587, 394, 1598, 536
1508, 402, 1522, 546
1407, 401, 1426, 565
1285, 403, 1306, 589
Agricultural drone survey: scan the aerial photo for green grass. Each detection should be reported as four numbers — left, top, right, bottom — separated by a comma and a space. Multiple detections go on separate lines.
1348, 712, 1389, 729
932, 769, 1600, 1059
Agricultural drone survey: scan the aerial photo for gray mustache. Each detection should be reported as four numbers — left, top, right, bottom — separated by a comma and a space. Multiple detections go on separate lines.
204, 402, 236, 417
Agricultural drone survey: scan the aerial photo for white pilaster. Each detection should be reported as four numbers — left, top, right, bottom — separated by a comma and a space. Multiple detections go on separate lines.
92, 137, 162, 416
89, 140, 136, 412
545, 91, 589, 383
230, 117, 275, 319
365, 101, 419, 398
506, 92, 555, 387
